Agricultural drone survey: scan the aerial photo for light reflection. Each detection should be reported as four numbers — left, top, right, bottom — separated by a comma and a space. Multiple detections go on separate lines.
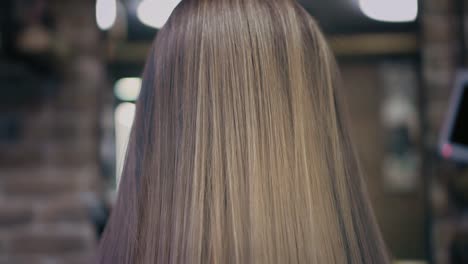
114, 102, 135, 186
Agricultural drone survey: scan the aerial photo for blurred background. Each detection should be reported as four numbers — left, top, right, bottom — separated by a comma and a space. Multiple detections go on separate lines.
0, 0, 467, 263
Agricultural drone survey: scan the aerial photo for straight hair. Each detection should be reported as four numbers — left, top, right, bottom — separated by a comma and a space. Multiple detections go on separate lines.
97, 0, 391, 263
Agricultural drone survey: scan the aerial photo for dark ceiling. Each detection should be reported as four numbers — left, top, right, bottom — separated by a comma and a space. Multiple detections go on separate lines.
299, 0, 418, 34
125, 0, 419, 41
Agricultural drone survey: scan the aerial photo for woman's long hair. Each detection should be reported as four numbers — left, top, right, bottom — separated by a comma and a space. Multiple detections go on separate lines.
97, 0, 390, 263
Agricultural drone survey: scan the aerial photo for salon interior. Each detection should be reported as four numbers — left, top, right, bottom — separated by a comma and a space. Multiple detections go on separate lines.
1, 0, 467, 263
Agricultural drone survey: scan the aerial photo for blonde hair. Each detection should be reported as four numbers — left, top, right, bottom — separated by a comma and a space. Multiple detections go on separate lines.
97, 0, 390, 263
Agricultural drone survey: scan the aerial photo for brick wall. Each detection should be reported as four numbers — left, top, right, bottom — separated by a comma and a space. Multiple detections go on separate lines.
340, 62, 426, 259
0, 0, 106, 263
422, 0, 468, 263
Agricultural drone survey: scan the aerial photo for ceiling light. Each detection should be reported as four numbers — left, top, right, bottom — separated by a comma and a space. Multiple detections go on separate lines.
114, 77, 142, 102
96, 0, 117, 30
359, 0, 417, 23
137, 0, 181, 29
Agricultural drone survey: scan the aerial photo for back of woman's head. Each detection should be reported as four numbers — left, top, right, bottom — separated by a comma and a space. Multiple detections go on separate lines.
97, 0, 391, 263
